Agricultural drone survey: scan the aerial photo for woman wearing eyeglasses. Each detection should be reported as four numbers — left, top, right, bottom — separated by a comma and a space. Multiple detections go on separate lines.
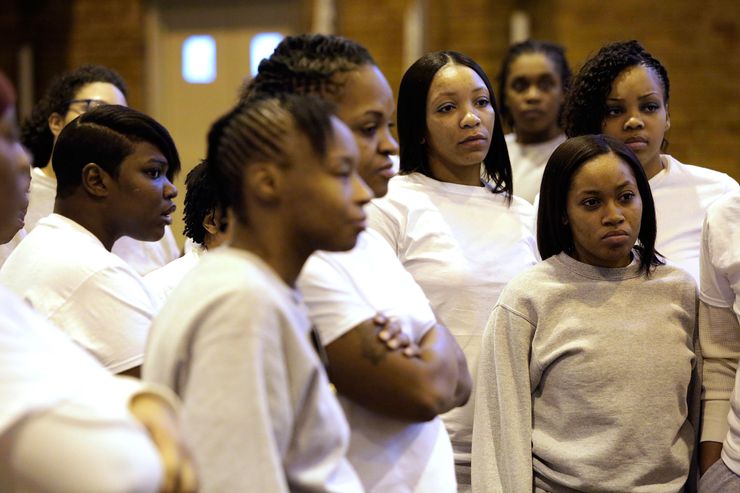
18, 65, 180, 275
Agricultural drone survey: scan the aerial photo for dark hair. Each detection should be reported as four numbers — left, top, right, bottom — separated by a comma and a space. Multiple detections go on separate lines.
183, 159, 222, 245
397, 50, 512, 199
242, 34, 375, 100
0, 71, 16, 115
21, 64, 127, 168
497, 39, 572, 130
53, 105, 180, 198
537, 134, 662, 275
563, 40, 670, 141
207, 94, 335, 224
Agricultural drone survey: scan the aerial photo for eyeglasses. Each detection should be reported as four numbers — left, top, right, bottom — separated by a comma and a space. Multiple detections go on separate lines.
65, 99, 109, 114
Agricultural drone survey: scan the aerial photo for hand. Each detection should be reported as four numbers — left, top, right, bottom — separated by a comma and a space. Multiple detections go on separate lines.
129, 393, 198, 493
374, 313, 421, 357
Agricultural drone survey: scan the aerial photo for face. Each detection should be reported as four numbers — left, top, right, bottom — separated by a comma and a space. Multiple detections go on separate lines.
565, 152, 643, 268
50, 82, 128, 138
335, 65, 398, 198
0, 106, 31, 243
283, 116, 371, 253
505, 52, 564, 142
425, 63, 495, 181
107, 141, 178, 242
601, 65, 670, 178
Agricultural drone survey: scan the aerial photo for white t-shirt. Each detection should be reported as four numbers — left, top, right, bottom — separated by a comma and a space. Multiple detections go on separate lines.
698, 192, 740, 473
144, 247, 363, 493
505, 132, 566, 204
366, 172, 538, 487
27, 167, 181, 275
0, 228, 25, 268
144, 244, 204, 306
0, 213, 158, 373
651, 155, 739, 283
0, 285, 163, 491
298, 228, 456, 493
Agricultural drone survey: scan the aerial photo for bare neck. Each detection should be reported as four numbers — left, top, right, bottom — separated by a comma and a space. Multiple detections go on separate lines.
228, 219, 310, 287
54, 196, 118, 251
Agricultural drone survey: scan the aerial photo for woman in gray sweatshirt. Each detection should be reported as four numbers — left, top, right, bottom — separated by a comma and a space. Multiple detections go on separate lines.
472, 134, 699, 493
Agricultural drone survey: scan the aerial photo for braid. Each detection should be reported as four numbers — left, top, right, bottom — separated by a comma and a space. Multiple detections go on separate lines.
564, 40, 670, 138
242, 34, 374, 100
208, 94, 334, 223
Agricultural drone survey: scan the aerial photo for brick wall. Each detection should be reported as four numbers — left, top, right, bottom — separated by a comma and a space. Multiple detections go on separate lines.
1, 0, 738, 180
337, 0, 740, 181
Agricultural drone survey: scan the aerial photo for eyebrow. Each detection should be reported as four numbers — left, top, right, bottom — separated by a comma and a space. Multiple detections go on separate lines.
577, 180, 635, 195
434, 86, 488, 98
607, 91, 660, 101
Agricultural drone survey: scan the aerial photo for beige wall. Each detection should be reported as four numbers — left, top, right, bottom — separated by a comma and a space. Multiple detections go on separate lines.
2, 0, 738, 181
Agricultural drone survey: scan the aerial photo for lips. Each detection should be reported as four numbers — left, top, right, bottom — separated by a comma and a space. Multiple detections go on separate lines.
459, 133, 487, 145
603, 229, 629, 239
161, 204, 176, 224
624, 136, 649, 151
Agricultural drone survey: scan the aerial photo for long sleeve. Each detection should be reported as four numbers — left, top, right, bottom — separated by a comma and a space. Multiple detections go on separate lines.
472, 304, 536, 493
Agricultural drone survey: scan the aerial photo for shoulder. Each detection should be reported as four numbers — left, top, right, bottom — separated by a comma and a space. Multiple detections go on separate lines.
662, 155, 739, 190
706, 190, 740, 226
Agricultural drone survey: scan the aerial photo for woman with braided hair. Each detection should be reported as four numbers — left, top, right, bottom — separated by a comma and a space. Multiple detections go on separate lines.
248, 34, 471, 493
563, 40, 738, 283
143, 93, 371, 492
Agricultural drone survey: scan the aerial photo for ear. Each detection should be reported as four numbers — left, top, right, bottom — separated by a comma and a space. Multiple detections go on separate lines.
202, 209, 220, 236
81, 163, 112, 198
244, 162, 282, 204
664, 104, 671, 132
48, 112, 66, 139
562, 214, 569, 225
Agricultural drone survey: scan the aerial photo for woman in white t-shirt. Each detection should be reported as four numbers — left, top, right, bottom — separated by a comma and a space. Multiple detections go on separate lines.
497, 40, 571, 203
563, 40, 738, 283
367, 50, 538, 491
19, 65, 180, 275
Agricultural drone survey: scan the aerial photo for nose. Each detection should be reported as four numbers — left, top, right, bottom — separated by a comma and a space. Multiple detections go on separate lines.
164, 178, 178, 200
602, 200, 625, 226
351, 172, 373, 206
524, 84, 542, 102
379, 125, 399, 156
460, 108, 481, 128
623, 114, 645, 130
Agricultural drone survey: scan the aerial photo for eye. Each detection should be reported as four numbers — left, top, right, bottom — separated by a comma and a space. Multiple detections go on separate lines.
619, 190, 637, 202
605, 105, 623, 117
145, 168, 162, 179
359, 124, 379, 137
581, 197, 600, 208
475, 97, 490, 108
510, 79, 528, 93
642, 102, 660, 113
437, 103, 455, 114
537, 77, 556, 91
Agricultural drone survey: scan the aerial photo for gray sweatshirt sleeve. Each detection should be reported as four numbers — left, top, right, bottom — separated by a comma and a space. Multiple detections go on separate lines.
472, 303, 537, 493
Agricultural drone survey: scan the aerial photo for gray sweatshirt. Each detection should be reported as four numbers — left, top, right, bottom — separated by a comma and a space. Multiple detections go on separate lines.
472, 252, 699, 493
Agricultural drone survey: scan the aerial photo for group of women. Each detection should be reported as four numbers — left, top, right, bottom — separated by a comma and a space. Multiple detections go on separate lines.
0, 29, 737, 493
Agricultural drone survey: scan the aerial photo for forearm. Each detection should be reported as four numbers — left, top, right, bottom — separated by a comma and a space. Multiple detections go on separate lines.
417, 324, 472, 410
327, 319, 469, 422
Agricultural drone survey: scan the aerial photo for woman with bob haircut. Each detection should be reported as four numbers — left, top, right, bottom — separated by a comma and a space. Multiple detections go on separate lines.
563, 40, 738, 283
472, 134, 699, 493
367, 50, 538, 491
20, 64, 180, 275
